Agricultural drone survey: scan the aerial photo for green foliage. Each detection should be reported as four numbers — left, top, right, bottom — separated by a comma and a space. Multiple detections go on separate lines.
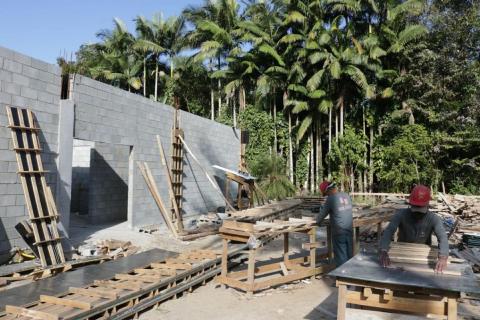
374, 124, 440, 192
238, 106, 274, 172
66, 0, 480, 194
252, 155, 296, 200
328, 125, 367, 191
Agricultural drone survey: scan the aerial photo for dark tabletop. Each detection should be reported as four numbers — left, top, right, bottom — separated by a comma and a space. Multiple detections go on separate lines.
328, 253, 480, 294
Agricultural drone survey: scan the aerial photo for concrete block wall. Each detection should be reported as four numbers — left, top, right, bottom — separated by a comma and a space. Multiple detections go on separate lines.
71, 74, 240, 228
88, 141, 129, 224
0, 46, 61, 261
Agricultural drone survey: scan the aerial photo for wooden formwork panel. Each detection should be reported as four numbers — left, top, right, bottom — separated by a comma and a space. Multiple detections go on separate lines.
5, 106, 65, 267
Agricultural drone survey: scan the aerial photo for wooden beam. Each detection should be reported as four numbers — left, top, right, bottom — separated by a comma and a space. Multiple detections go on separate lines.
39, 295, 92, 310
5, 305, 59, 320
69, 287, 118, 299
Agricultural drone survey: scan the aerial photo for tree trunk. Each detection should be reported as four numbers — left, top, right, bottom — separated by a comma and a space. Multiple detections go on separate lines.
340, 101, 344, 136
369, 126, 374, 193
217, 57, 222, 117
316, 121, 323, 186
335, 110, 339, 142
288, 112, 294, 184
210, 86, 215, 121
273, 89, 277, 153
143, 57, 147, 97
309, 130, 315, 192
233, 91, 237, 128
328, 107, 332, 152
154, 62, 159, 102
239, 85, 246, 111
362, 104, 367, 193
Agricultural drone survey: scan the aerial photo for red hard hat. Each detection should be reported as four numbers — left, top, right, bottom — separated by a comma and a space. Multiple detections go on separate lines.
319, 181, 330, 194
409, 185, 431, 207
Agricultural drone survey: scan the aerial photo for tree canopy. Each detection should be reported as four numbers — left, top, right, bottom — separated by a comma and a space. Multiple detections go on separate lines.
62, 0, 480, 195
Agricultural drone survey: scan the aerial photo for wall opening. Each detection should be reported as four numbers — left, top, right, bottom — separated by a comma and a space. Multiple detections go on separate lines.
71, 139, 130, 224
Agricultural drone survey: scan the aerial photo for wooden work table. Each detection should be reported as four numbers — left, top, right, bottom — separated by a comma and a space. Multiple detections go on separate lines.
217, 218, 334, 296
329, 252, 480, 319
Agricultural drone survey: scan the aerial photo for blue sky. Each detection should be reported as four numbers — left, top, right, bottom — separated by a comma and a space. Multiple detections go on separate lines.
0, 1, 203, 64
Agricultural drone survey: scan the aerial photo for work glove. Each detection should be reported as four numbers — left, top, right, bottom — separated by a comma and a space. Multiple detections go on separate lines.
435, 255, 448, 273
379, 250, 390, 268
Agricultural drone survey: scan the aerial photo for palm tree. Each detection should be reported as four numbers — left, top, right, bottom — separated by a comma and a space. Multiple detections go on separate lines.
184, 0, 242, 120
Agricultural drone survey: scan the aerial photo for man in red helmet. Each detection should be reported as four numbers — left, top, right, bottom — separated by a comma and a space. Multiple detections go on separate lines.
317, 181, 353, 266
379, 185, 449, 273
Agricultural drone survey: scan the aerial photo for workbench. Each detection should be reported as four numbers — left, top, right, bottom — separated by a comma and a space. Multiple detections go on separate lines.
329, 253, 480, 320
217, 218, 333, 295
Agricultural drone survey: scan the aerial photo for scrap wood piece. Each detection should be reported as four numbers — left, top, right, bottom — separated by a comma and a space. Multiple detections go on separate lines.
137, 161, 178, 238
156, 135, 184, 233
5, 305, 59, 320
39, 295, 92, 310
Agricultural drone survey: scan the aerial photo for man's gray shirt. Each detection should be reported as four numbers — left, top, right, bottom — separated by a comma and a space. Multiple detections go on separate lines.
379, 208, 449, 256
316, 192, 353, 235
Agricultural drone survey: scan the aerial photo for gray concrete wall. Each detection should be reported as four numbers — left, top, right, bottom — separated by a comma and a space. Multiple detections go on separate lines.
70, 74, 240, 229
88, 141, 130, 224
0, 46, 62, 261
0, 45, 240, 261
71, 139, 94, 215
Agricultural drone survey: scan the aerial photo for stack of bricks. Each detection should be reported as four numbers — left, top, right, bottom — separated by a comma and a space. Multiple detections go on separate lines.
0, 46, 61, 262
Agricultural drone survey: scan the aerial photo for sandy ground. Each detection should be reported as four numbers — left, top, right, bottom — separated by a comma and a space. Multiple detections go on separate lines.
66, 216, 480, 320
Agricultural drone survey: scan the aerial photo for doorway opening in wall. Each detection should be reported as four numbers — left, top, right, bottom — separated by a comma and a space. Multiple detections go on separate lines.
69, 139, 131, 244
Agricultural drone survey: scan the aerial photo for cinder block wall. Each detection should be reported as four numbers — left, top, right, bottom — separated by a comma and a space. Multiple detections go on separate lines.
71, 74, 240, 229
0, 46, 61, 262
88, 141, 130, 224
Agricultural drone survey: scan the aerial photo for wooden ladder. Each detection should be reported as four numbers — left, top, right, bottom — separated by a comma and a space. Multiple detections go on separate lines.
6, 106, 65, 267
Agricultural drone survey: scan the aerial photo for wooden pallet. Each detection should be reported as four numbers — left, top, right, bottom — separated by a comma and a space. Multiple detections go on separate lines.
6, 106, 65, 267
0, 250, 225, 320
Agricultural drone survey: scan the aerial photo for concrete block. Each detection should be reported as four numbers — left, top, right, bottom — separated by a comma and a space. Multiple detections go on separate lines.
29, 79, 48, 92
0, 195, 15, 206
0, 69, 12, 82
31, 58, 49, 72
12, 73, 29, 86
3, 82, 21, 95
6, 206, 24, 217
37, 91, 54, 104
0, 173, 18, 184
22, 65, 39, 78
3, 59, 22, 74
13, 52, 31, 66
20, 87, 38, 100
0, 91, 12, 104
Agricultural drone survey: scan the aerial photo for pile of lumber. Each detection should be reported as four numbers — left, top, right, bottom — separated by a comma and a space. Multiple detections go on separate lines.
387, 242, 466, 276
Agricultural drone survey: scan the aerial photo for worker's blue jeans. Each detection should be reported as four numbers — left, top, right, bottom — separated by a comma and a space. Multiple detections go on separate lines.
333, 233, 353, 267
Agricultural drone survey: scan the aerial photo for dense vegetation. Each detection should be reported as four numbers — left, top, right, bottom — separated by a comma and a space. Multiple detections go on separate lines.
60, 0, 480, 195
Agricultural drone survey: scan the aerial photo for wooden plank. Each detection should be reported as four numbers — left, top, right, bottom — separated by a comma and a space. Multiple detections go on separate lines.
115, 273, 160, 283
344, 289, 446, 315
134, 268, 176, 276
5, 305, 59, 320
222, 220, 254, 232
69, 287, 118, 299
151, 262, 192, 270
39, 294, 92, 310
137, 162, 178, 238
93, 280, 142, 291
279, 262, 289, 276
337, 283, 347, 320
447, 297, 457, 320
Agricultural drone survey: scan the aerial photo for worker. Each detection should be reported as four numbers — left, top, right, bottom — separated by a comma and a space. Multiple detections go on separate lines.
378, 184, 449, 273
317, 181, 353, 266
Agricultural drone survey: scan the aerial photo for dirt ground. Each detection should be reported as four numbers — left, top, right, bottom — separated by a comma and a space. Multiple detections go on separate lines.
67, 217, 480, 320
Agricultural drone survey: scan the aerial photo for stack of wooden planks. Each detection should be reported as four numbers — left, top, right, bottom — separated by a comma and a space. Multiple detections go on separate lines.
6, 106, 65, 267
387, 242, 466, 276
229, 199, 302, 223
